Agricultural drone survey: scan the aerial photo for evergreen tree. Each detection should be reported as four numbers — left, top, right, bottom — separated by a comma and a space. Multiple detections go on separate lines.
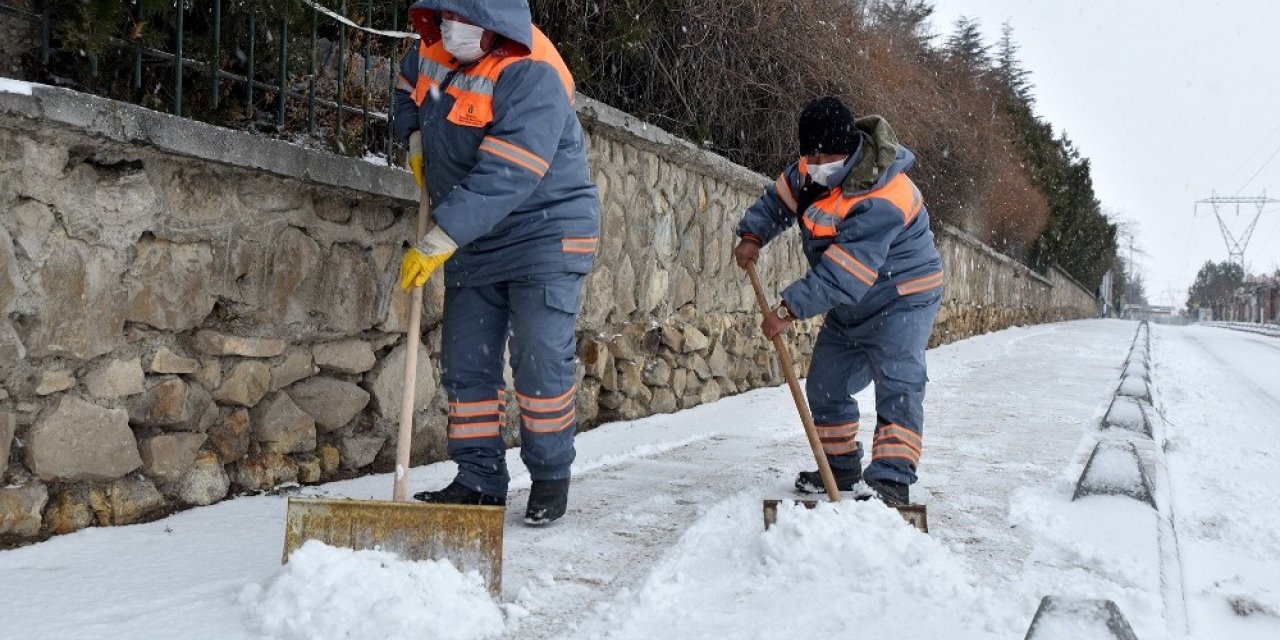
1187, 261, 1245, 314
945, 16, 991, 79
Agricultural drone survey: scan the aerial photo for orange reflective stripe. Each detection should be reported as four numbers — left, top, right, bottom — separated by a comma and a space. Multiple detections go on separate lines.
522, 412, 575, 433
774, 173, 798, 212
845, 173, 921, 226
897, 271, 944, 296
823, 441, 859, 455
802, 173, 924, 238
449, 405, 503, 418
448, 421, 502, 439
816, 422, 858, 439
490, 26, 575, 100
517, 387, 576, 412
872, 444, 920, 464
824, 245, 877, 286
483, 136, 549, 173
480, 140, 547, 176
878, 423, 922, 445
562, 237, 598, 254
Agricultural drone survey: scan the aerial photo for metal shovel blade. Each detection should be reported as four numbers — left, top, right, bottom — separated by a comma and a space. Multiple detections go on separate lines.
762, 499, 928, 533
283, 497, 506, 596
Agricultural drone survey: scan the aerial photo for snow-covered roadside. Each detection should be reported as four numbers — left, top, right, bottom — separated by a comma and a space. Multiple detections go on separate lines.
0, 320, 1147, 639
1153, 325, 1280, 639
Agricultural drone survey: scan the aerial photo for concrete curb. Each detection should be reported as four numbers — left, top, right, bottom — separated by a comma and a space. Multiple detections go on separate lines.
1024, 596, 1141, 640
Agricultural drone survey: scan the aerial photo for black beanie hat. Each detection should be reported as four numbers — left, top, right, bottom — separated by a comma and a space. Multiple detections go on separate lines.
798, 96, 858, 156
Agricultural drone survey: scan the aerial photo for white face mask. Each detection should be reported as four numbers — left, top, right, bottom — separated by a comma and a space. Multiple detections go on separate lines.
808, 157, 849, 188
441, 19, 486, 63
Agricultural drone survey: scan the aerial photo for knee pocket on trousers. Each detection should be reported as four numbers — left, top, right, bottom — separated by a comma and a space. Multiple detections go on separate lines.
543, 279, 582, 315
878, 357, 927, 389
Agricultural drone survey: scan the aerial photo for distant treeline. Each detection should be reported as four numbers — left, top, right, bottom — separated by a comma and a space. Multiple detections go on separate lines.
532, 0, 1120, 294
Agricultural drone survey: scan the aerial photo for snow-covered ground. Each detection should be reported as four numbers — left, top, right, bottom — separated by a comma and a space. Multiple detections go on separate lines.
2, 319, 1277, 639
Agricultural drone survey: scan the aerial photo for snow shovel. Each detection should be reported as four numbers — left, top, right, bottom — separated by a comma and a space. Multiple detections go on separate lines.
282, 168, 505, 595
747, 264, 927, 533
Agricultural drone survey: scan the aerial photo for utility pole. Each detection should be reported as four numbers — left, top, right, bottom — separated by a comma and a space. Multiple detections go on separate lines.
1193, 191, 1279, 266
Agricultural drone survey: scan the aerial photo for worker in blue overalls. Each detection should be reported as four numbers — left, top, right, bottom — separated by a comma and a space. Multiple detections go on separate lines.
394, 0, 599, 525
734, 97, 943, 505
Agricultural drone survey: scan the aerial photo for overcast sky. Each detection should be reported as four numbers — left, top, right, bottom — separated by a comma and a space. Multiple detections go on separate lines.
928, 0, 1280, 308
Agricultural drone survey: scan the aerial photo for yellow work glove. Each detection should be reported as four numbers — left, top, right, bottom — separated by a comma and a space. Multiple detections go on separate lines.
408, 130, 424, 189
399, 226, 458, 290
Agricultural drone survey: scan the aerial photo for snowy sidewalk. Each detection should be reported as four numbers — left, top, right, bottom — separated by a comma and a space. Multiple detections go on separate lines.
5, 319, 1241, 640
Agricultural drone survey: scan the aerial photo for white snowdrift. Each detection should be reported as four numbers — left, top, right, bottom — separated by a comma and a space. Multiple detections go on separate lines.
571, 495, 1023, 640
240, 541, 505, 640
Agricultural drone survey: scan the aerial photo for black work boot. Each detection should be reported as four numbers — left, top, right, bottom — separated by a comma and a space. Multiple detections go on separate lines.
794, 466, 861, 494
862, 477, 910, 506
524, 478, 570, 526
413, 480, 505, 506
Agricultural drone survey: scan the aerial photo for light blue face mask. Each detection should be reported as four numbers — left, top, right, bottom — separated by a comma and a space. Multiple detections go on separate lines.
808, 156, 850, 188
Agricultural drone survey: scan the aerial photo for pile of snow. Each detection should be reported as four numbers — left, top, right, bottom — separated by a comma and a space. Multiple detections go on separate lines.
239, 541, 505, 640
571, 495, 1023, 639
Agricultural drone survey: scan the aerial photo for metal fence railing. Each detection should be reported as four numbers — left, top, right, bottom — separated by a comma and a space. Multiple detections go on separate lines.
0, 0, 417, 166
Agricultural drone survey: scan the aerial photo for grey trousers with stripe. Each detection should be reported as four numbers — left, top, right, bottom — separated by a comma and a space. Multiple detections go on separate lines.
440, 272, 584, 498
804, 285, 942, 485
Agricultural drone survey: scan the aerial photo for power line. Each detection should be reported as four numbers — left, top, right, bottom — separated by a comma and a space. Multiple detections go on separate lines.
1235, 141, 1280, 195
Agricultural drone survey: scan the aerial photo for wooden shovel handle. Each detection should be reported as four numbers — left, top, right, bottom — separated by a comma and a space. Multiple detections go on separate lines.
746, 263, 841, 502
393, 185, 431, 502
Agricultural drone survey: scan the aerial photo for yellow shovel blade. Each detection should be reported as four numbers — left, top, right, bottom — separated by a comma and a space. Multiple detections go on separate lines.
762, 499, 928, 533
283, 497, 505, 596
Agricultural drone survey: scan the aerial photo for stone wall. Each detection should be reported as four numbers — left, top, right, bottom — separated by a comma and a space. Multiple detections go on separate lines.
932, 224, 1100, 346
0, 84, 1095, 544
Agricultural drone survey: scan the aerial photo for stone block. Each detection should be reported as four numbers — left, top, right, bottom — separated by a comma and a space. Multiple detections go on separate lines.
261, 227, 322, 324
367, 341, 436, 425
85, 357, 146, 399
41, 485, 99, 535
213, 361, 271, 408
338, 434, 386, 470
1072, 441, 1154, 506
0, 483, 48, 538
288, 376, 371, 433
130, 377, 216, 431
318, 444, 341, 474
707, 342, 732, 378
296, 456, 323, 484
149, 347, 199, 374
649, 388, 677, 414
319, 244, 379, 335
270, 349, 315, 390
105, 476, 166, 525
232, 452, 299, 492
26, 395, 141, 482
580, 338, 614, 384
139, 433, 207, 483
175, 451, 230, 506
207, 408, 250, 463
682, 325, 710, 352
193, 330, 286, 358
642, 358, 672, 387
194, 357, 222, 390
251, 392, 317, 454
1023, 596, 1139, 640
125, 238, 217, 331
312, 339, 376, 374
33, 370, 75, 395
18, 234, 128, 360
